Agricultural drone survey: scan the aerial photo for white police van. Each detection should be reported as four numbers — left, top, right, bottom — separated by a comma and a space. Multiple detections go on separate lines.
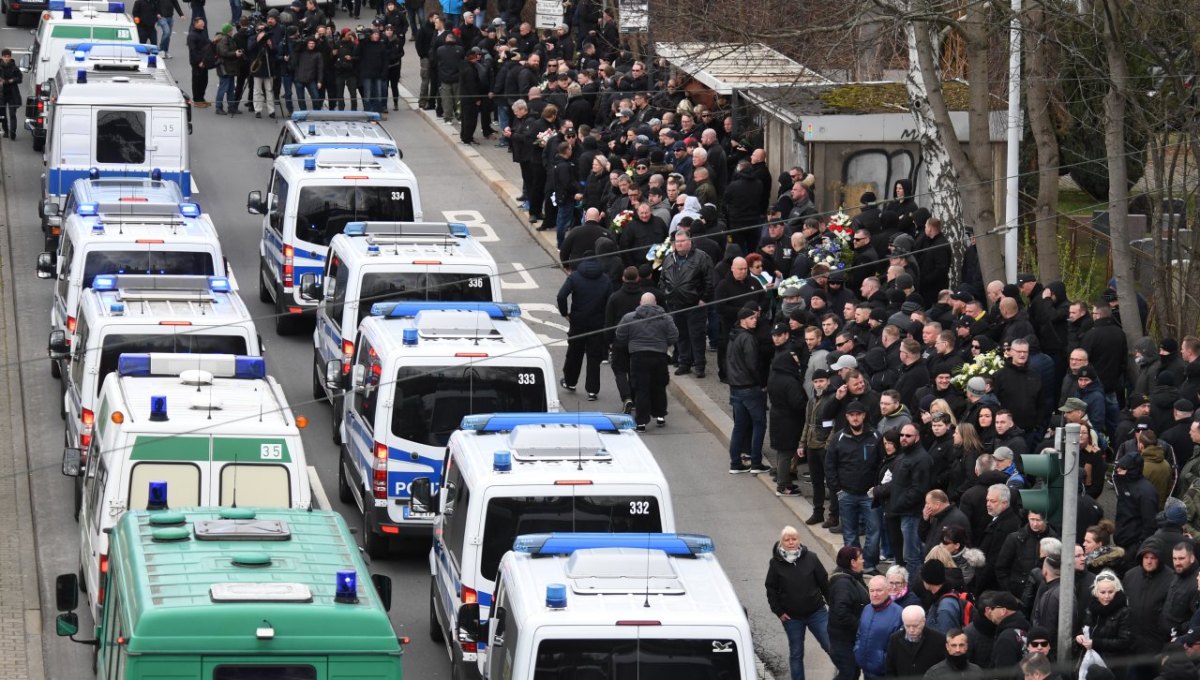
453, 533, 756, 680
247, 143, 423, 335
304, 221, 502, 410
327, 303, 557, 556
24, 1, 136, 151
51, 274, 262, 516
408, 413, 676, 678
40, 42, 190, 204
257, 110, 400, 160
36, 179, 228, 379
66, 352, 313, 621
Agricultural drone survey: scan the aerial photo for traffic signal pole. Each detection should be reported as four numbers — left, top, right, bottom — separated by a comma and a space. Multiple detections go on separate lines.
1057, 423, 1080, 657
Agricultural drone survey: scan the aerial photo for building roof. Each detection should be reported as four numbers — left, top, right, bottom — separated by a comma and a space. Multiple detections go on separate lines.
741, 81, 973, 120
655, 42, 831, 95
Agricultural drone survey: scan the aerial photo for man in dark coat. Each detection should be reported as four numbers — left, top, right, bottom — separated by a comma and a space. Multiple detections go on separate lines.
922, 490, 971, 555
559, 208, 611, 269
994, 510, 1057, 600
714, 257, 765, 383
914, 217, 951, 304
1164, 541, 1199, 638
982, 592, 1031, 672
1113, 453, 1161, 556
885, 606, 946, 678
1123, 540, 1173, 679
725, 161, 765, 245
458, 47, 486, 144
889, 423, 933, 580
991, 338, 1043, 435
556, 257, 610, 399
0, 48, 22, 140
978, 484, 1022, 592
604, 266, 644, 412
1081, 303, 1128, 410
768, 326, 808, 495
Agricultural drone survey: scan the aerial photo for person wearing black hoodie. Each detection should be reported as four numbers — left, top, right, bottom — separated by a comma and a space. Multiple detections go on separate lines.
768, 327, 808, 495
605, 266, 645, 412
827, 546, 869, 680
883, 179, 919, 235
765, 526, 833, 680
555, 257, 610, 399
1114, 453, 1161, 556
1124, 540, 1173, 679
981, 591, 1031, 672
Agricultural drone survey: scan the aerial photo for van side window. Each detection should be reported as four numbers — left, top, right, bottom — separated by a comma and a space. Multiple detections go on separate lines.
69, 315, 89, 391
351, 340, 380, 427
56, 235, 74, 301
441, 460, 469, 567
326, 254, 347, 329
268, 173, 289, 234
95, 111, 146, 164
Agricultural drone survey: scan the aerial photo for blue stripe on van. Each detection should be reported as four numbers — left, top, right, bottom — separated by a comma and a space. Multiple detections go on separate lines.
47, 168, 191, 198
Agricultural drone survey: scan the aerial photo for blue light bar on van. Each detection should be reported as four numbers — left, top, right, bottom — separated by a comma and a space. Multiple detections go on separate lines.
343, 222, 469, 238
512, 533, 716, 556
493, 450, 512, 472
117, 354, 152, 376
208, 276, 231, 292
146, 481, 168, 509
77, 201, 99, 216
178, 202, 200, 218
291, 110, 382, 122
460, 413, 636, 433
64, 42, 156, 55
92, 274, 118, 290
370, 301, 520, 320
280, 143, 394, 157
234, 356, 267, 379
109, 3, 126, 14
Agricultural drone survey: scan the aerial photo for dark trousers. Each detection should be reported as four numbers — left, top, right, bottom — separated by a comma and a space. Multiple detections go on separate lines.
672, 306, 707, 371
234, 72, 248, 109
479, 97, 495, 135
630, 351, 668, 425
191, 66, 209, 102
563, 332, 604, 395
460, 97, 479, 142
527, 164, 546, 219
136, 25, 156, 45
716, 317, 732, 380
387, 63, 401, 106
806, 446, 832, 514
334, 74, 358, 110
829, 633, 860, 680
884, 512, 905, 568
610, 346, 631, 402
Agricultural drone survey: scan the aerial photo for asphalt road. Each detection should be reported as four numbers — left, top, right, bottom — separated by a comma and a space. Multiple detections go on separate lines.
0, 11, 836, 678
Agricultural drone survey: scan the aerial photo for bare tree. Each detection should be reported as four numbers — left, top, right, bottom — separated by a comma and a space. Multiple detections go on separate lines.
1023, 0, 1064, 282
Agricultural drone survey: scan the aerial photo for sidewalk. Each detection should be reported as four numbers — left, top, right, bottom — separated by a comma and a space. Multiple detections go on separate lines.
0, 142, 47, 678
396, 85, 846, 562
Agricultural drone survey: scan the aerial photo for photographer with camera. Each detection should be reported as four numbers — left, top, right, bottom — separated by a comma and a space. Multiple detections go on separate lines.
212, 22, 243, 114
355, 26, 389, 114
331, 28, 358, 110
247, 12, 280, 118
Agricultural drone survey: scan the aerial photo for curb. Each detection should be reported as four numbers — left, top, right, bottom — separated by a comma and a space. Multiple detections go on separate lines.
397, 86, 843, 564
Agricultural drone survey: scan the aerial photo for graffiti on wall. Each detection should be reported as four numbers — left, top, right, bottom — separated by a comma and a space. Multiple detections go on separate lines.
839, 147, 927, 207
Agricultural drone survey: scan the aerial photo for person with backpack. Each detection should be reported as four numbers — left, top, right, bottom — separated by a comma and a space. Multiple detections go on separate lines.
921, 560, 973, 634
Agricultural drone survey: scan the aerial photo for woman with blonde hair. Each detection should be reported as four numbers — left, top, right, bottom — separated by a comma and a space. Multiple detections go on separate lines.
765, 526, 833, 680
1075, 569, 1133, 677
929, 398, 958, 426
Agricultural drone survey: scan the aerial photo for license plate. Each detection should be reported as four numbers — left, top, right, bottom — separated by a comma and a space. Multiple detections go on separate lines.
403, 506, 433, 519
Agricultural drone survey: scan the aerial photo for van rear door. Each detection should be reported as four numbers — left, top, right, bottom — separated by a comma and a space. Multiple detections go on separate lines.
149, 107, 190, 196
202, 659, 328, 680
47, 107, 92, 196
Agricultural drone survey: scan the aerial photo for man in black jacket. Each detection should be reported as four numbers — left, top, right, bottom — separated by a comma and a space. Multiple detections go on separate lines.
992, 338, 1044, 434
458, 47, 486, 145
1114, 453, 1161, 555
994, 510, 1056, 601
1124, 541, 1173, 679
433, 32, 463, 123
1165, 542, 1199, 639
1081, 303, 1128, 414
764, 526, 832, 680
727, 306, 768, 474
660, 230, 714, 378
979, 484, 1022, 592
559, 208, 610, 270
885, 606, 946, 678
914, 217, 951, 304
556, 257, 610, 400
888, 423, 933, 580
981, 591, 1031, 672
827, 402, 883, 572
547, 140, 579, 247
0, 49, 22, 140
922, 490, 971, 555
713, 257, 764, 383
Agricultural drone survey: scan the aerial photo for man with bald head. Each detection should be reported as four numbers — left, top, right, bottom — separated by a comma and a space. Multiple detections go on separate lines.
886, 605, 946, 677
614, 291, 678, 431
558, 206, 611, 270
856, 575, 903, 680
715, 256, 765, 382
700, 127, 728, 193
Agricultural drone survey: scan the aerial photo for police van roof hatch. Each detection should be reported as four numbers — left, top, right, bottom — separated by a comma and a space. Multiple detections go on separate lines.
507, 424, 610, 461
566, 548, 685, 595
416, 311, 502, 339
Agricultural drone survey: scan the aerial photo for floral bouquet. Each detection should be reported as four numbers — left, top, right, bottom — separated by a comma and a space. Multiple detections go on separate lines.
806, 208, 855, 270
611, 210, 634, 234
776, 275, 802, 297
647, 236, 672, 269
826, 207, 854, 237
950, 349, 1007, 390
534, 127, 556, 148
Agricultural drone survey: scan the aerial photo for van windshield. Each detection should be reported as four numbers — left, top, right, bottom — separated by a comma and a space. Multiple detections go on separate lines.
390, 366, 546, 447
481, 496, 662, 580
295, 185, 415, 247
96, 334, 248, 396
534, 639, 741, 680
82, 250, 216, 286
356, 272, 493, 326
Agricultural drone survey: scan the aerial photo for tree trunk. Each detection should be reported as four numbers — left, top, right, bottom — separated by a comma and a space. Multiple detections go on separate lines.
901, 22, 968, 277
1024, 0, 1063, 282
911, 11, 1005, 283
1100, 0, 1145, 348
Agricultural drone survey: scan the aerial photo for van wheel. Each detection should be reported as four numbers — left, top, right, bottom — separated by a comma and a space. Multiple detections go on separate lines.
258, 259, 272, 304
59, 377, 67, 419
78, 564, 87, 593
5, 10, 17, 27
32, 134, 44, 152
331, 407, 343, 446
337, 455, 353, 504
361, 512, 389, 559
73, 476, 82, 521
275, 285, 299, 336
429, 579, 445, 643
50, 357, 61, 379
312, 357, 326, 401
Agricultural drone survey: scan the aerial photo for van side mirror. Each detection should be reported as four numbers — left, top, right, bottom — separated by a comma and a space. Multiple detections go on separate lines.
456, 603, 481, 643
491, 606, 507, 648
62, 448, 82, 477
55, 613, 79, 637
36, 252, 56, 279
371, 574, 392, 612
48, 330, 70, 359
298, 273, 323, 301
40, 201, 60, 219
256, 145, 276, 159
55, 573, 79, 612
246, 190, 265, 215
410, 477, 434, 514
324, 359, 343, 391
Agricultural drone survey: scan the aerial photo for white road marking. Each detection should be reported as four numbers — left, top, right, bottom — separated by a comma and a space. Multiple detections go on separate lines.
500, 262, 537, 290
441, 208, 498, 242
520, 302, 568, 346
308, 465, 330, 510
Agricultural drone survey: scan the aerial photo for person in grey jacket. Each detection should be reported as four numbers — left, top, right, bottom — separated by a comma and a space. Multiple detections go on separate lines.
660, 229, 715, 378
615, 293, 678, 432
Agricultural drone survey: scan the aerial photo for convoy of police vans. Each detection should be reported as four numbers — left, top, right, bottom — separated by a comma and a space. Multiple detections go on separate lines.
13, 21, 760, 677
